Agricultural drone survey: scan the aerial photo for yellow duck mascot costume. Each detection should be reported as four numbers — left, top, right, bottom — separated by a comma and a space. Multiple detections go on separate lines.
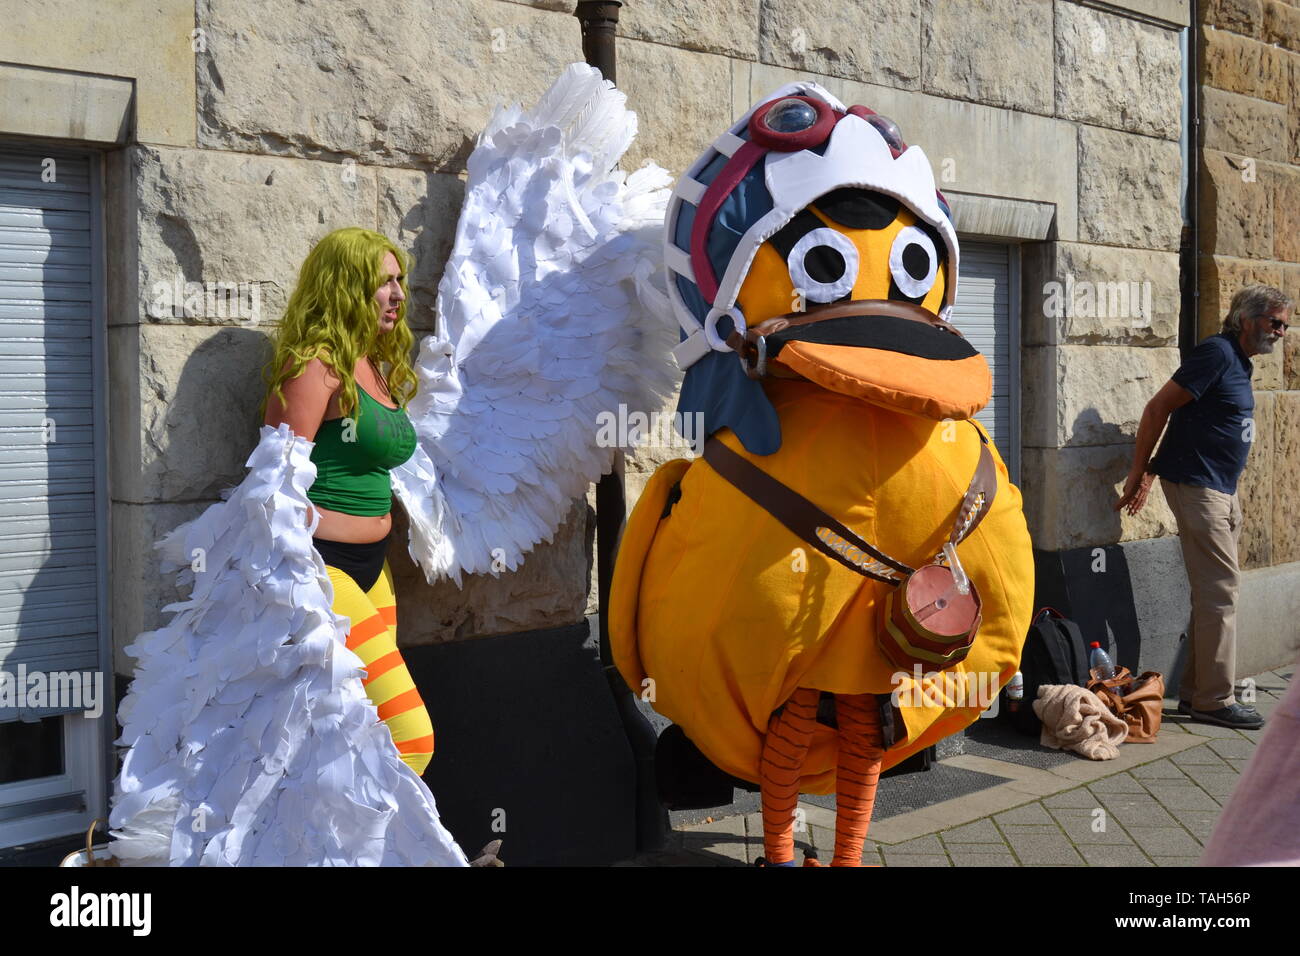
610, 81, 1035, 866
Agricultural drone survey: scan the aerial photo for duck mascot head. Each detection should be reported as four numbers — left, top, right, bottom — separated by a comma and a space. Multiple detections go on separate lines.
610, 81, 1035, 867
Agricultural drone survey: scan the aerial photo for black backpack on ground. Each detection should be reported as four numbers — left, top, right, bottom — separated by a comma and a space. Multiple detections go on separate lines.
1008, 607, 1091, 736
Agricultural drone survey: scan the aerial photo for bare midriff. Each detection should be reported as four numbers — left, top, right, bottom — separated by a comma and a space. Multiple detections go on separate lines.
268, 357, 397, 545
309, 503, 392, 544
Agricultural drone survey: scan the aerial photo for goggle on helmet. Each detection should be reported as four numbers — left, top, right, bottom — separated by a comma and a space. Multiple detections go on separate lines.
665, 81, 960, 371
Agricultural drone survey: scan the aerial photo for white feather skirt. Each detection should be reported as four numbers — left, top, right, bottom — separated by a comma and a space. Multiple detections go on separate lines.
109, 423, 469, 866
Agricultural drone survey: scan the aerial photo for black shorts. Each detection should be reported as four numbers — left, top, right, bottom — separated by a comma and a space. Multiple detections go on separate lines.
313, 529, 392, 593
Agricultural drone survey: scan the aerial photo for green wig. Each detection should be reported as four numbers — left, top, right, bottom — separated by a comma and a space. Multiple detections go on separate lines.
259, 226, 417, 423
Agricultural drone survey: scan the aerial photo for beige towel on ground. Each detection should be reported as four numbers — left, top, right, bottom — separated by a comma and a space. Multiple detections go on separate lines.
1033, 684, 1129, 760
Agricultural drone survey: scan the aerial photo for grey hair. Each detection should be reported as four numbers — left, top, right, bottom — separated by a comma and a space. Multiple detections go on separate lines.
1223, 284, 1293, 334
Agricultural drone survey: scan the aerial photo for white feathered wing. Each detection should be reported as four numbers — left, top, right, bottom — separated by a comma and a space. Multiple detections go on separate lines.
392, 62, 677, 586
109, 424, 469, 867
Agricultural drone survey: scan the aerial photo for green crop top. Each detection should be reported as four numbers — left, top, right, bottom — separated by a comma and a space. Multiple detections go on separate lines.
307, 388, 418, 517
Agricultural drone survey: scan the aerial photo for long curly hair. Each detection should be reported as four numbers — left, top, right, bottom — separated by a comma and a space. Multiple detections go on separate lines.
259, 227, 417, 423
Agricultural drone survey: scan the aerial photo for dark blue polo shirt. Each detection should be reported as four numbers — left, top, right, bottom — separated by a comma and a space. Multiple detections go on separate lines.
1150, 332, 1255, 495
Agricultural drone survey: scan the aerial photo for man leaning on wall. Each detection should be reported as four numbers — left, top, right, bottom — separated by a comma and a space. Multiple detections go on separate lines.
1115, 284, 1292, 730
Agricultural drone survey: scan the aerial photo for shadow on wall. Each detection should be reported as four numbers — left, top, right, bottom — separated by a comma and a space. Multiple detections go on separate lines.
162, 326, 278, 500
1029, 406, 1190, 684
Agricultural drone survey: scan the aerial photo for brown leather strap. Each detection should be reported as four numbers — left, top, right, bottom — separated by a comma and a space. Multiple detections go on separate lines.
950, 430, 998, 546
703, 437, 910, 584
702, 421, 998, 584
725, 299, 964, 376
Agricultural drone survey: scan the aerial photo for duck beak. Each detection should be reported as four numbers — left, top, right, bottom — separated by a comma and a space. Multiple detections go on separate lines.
731, 299, 992, 420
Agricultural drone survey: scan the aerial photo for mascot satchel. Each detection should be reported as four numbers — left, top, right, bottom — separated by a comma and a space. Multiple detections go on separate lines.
610, 83, 1035, 867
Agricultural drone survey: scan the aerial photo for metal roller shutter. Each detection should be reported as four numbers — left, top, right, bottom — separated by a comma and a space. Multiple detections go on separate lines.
952, 241, 1018, 480
0, 147, 105, 720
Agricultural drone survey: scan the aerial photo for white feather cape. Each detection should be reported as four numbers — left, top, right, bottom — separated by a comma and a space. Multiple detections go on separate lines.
109, 424, 468, 867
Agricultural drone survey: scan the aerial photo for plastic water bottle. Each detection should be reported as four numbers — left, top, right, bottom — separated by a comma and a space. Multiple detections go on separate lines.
1006, 671, 1024, 712
1089, 642, 1128, 693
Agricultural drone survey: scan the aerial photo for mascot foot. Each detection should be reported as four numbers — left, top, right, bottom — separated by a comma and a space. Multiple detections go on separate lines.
470, 839, 505, 866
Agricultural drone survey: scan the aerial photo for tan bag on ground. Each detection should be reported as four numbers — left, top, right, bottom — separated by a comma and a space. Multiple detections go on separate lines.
1087, 666, 1165, 743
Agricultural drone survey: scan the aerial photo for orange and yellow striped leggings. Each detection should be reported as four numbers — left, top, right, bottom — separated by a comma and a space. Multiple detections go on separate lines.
325, 559, 435, 776
759, 688, 884, 867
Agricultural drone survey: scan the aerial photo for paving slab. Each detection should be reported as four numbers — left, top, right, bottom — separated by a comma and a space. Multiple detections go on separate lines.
1141, 781, 1221, 811
681, 815, 746, 837
883, 852, 952, 867
941, 754, 1073, 796
994, 803, 1055, 825
1078, 844, 1156, 866
680, 814, 751, 863
1125, 825, 1204, 856
1050, 808, 1137, 845
679, 834, 749, 863
938, 819, 1005, 843
1002, 830, 1085, 865
1189, 773, 1240, 798
1094, 770, 1162, 790
1043, 788, 1103, 808
1132, 757, 1197, 779
1171, 720, 1248, 739
891, 834, 945, 854
951, 851, 1019, 866
795, 801, 839, 831
1092, 795, 1179, 828
1171, 747, 1231, 767
1167, 809, 1219, 841
940, 839, 1015, 854
1206, 737, 1258, 759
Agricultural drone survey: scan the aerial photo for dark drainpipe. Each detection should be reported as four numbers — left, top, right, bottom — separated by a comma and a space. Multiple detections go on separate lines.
1180, 0, 1200, 358
573, 0, 667, 855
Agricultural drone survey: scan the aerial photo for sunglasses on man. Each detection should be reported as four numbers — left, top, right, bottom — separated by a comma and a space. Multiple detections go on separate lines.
1256, 314, 1289, 332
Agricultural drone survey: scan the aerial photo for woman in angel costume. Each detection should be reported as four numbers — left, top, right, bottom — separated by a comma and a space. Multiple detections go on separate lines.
108, 64, 673, 866
259, 228, 435, 779
610, 83, 1036, 866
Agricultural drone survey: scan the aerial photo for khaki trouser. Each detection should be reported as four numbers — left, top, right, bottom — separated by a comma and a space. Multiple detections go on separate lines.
1160, 478, 1242, 710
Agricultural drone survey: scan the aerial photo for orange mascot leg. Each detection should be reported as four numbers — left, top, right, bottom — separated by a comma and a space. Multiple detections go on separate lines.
831, 693, 885, 866
758, 686, 820, 865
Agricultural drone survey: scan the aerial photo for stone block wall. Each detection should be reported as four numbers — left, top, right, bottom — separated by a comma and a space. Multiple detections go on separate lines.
1198, 0, 1300, 574
108, 0, 614, 673
20, 0, 1290, 673
1014, 3, 1186, 554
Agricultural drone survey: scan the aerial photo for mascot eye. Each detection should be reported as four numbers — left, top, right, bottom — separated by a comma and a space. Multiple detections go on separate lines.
787, 227, 859, 304
764, 97, 819, 133
889, 226, 939, 300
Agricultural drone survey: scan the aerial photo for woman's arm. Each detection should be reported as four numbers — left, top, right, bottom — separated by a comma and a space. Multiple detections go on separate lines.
263, 356, 337, 438
264, 356, 339, 524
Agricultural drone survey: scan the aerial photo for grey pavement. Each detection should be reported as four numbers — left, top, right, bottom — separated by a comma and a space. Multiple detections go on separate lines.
618, 667, 1291, 867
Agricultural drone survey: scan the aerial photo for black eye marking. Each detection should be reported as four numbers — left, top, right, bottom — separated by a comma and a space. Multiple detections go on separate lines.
807, 247, 846, 284
902, 243, 930, 281
767, 209, 825, 261
813, 188, 900, 230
